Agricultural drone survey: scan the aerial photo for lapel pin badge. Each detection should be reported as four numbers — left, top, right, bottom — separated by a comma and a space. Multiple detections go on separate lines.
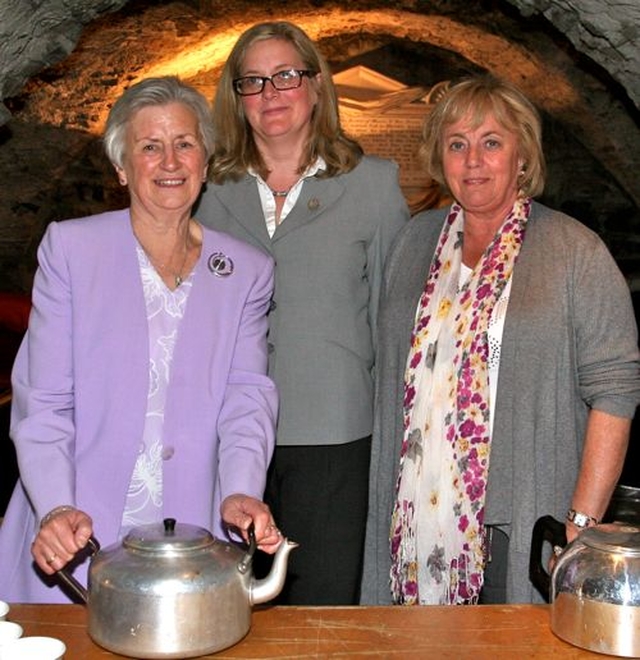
208, 251, 234, 277
307, 197, 320, 210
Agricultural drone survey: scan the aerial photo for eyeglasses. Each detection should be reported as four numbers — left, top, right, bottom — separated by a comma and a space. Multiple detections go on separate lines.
233, 69, 316, 96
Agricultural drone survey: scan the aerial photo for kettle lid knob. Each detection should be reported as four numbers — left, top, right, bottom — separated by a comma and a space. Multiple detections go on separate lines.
123, 519, 214, 553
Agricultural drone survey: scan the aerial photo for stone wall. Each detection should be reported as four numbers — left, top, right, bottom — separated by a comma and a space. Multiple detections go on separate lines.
0, 0, 129, 124
0, 0, 639, 293
1, 0, 639, 124
508, 0, 640, 112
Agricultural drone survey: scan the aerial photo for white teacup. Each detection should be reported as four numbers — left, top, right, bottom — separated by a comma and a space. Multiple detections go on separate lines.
0, 602, 8, 622
0, 635, 66, 660
0, 622, 22, 647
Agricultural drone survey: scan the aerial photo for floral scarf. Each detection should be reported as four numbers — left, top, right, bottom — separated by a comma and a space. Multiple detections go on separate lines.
390, 196, 531, 605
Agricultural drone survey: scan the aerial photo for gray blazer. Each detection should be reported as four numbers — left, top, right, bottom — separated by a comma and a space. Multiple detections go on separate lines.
361, 201, 640, 604
195, 156, 409, 445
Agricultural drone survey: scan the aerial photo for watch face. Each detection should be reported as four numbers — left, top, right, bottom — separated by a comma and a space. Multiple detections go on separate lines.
567, 509, 597, 528
573, 513, 589, 526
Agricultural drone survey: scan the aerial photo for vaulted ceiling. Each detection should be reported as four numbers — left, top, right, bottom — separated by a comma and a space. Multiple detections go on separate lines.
1, 0, 639, 292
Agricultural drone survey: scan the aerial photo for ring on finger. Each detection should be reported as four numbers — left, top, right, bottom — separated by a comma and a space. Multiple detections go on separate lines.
46, 553, 58, 565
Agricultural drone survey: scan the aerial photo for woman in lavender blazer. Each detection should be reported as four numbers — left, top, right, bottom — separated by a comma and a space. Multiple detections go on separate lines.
0, 77, 280, 603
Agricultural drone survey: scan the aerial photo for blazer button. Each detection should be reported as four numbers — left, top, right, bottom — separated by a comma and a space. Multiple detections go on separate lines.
162, 446, 175, 460
267, 342, 275, 354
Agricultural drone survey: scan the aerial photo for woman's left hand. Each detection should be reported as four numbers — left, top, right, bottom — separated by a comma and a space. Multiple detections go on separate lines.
221, 494, 283, 554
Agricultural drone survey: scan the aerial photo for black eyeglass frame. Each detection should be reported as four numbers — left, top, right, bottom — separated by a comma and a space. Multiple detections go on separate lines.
232, 69, 316, 96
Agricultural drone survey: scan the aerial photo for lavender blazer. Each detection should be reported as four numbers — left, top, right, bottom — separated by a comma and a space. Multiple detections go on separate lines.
0, 209, 277, 603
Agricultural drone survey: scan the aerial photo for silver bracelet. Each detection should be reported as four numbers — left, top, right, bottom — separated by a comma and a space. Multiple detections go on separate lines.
40, 505, 76, 528
566, 508, 599, 529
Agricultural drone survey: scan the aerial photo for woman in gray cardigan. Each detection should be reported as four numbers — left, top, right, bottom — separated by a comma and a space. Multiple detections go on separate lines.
196, 22, 409, 604
361, 75, 640, 605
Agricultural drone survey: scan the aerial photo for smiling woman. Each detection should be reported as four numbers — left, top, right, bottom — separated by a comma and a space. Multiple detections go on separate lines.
0, 76, 283, 603
116, 102, 206, 287
113, 101, 208, 288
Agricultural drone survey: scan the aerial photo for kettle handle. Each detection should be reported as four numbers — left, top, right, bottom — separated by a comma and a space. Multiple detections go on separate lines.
238, 523, 257, 574
528, 515, 566, 603
55, 536, 101, 603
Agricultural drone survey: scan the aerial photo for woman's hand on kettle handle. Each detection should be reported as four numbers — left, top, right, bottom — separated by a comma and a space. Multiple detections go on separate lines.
221, 494, 283, 555
31, 506, 93, 575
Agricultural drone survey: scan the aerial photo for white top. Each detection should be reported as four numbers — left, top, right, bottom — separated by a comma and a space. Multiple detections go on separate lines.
253, 157, 327, 237
119, 245, 194, 537
460, 263, 512, 435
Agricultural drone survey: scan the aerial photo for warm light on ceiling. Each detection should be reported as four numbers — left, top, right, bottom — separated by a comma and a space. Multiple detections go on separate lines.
136, 31, 240, 81
81, 10, 580, 135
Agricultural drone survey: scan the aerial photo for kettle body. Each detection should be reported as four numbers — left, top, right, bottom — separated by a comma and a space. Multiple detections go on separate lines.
57, 518, 296, 659
531, 516, 640, 658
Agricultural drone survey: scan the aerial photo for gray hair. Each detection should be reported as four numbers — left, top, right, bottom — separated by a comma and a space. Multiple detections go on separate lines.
104, 76, 215, 168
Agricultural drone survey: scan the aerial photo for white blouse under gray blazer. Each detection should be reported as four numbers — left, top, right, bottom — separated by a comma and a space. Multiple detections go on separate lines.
196, 155, 409, 445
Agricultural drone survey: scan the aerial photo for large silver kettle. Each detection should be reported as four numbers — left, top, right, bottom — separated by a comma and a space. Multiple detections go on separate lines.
530, 515, 640, 657
57, 518, 297, 659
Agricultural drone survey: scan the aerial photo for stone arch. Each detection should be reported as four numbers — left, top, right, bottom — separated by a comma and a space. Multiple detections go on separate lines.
2, 1, 639, 292
15, 6, 639, 210
112, 9, 595, 208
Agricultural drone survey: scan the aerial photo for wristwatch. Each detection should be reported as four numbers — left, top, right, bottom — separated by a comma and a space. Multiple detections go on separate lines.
566, 508, 599, 528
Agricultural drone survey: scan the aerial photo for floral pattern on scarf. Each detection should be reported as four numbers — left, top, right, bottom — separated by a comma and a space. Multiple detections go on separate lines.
390, 197, 531, 605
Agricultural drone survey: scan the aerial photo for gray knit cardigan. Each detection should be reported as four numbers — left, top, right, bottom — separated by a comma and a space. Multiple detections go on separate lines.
361, 201, 640, 604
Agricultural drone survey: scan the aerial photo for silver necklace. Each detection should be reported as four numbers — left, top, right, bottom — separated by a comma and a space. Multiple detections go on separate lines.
173, 250, 188, 287
141, 236, 190, 288
270, 188, 290, 198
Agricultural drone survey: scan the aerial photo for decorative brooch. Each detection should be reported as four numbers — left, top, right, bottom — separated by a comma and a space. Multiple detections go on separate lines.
208, 252, 234, 277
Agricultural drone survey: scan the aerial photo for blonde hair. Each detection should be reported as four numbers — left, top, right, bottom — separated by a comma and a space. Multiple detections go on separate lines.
419, 75, 545, 198
209, 21, 362, 182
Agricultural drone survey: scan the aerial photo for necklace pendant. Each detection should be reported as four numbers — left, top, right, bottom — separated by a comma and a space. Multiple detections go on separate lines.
175, 274, 183, 287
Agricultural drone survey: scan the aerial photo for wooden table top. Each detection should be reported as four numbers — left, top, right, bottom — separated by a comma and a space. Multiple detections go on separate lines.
7, 603, 620, 659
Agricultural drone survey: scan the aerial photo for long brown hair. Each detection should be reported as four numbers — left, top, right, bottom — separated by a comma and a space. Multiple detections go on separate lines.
209, 21, 362, 183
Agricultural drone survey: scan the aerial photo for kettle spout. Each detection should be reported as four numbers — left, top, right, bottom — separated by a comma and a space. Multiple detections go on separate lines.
250, 538, 298, 606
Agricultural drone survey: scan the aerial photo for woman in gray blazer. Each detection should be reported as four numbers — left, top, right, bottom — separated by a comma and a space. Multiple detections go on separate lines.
196, 21, 409, 604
